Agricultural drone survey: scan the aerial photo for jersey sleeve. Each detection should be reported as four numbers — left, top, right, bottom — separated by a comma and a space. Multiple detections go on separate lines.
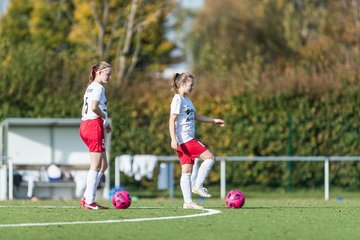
170, 95, 181, 115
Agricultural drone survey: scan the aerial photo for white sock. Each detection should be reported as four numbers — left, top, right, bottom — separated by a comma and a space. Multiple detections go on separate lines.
190, 158, 199, 189
195, 159, 215, 189
93, 172, 104, 199
180, 173, 192, 204
84, 170, 98, 204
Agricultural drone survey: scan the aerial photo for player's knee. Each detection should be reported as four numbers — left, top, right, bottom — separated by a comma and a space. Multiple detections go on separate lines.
200, 150, 215, 160
181, 165, 192, 174
207, 153, 215, 160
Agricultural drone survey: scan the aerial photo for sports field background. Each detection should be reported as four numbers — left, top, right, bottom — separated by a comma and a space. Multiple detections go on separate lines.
2, 2, 360, 239
1, 189, 360, 240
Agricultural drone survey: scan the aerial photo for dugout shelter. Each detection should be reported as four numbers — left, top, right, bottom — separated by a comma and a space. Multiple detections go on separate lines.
0, 118, 111, 200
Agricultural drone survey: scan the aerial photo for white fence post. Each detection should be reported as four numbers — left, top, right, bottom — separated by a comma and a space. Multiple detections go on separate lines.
169, 162, 174, 199
8, 158, 13, 200
0, 165, 7, 200
220, 158, 226, 199
115, 157, 120, 188
324, 157, 329, 201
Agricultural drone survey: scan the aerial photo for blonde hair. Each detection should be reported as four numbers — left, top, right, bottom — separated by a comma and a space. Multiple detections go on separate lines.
171, 72, 194, 93
88, 61, 112, 84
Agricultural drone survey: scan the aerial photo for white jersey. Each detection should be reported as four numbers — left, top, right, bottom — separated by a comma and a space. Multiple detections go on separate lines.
170, 94, 196, 144
81, 82, 107, 120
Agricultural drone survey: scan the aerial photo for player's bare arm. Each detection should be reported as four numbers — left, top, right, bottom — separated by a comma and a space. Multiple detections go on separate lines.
91, 100, 106, 119
195, 113, 225, 127
91, 100, 112, 133
169, 114, 178, 150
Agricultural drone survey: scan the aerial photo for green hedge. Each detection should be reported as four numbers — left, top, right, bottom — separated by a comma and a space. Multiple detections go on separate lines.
108, 93, 360, 189
2, 90, 360, 189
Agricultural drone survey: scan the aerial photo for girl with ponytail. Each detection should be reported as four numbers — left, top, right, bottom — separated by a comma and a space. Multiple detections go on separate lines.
169, 72, 225, 209
79, 61, 112, 210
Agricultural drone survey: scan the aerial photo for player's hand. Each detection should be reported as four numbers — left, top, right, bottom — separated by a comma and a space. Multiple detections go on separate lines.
171, 140, 178, 150
103, 118, 110, 127
214, 119, 225, 127
105, 125, 112, 133
103, 118, 111, 133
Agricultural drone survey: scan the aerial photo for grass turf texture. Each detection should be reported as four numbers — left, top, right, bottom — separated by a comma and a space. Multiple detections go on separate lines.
1, 196, 360, 240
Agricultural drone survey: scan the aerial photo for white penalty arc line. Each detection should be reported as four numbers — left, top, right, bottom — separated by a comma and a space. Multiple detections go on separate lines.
0, 208, 221, 228
0, 205, 78, 209
0, 206, 170, 209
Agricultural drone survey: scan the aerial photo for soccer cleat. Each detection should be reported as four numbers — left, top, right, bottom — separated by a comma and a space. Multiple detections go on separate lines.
95, 203, 109, 209
80, 196, 85, 207
192, 187, 211, 198
81, 196, 109, 210
183, 202, 204, 210
83, 202, 99, 210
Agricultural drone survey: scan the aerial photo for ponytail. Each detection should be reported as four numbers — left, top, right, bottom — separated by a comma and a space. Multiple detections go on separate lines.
87, 61, 112, 85
88, 65, 97, 84
170, 73, 180, 93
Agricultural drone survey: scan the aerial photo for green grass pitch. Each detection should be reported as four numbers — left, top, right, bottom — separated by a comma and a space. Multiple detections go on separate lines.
1, 196, 360, 240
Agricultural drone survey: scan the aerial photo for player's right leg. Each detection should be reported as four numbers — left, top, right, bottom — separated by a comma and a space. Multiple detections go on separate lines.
80, 118, 109, 210
193, 149, 215, 198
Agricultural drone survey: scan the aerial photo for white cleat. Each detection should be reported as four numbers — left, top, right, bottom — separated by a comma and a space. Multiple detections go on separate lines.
192, 187, 211, 198
183, 202, 204, 210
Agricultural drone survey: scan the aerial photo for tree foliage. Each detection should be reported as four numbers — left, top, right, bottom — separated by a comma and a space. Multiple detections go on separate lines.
187, 0, 360, 95
0, 0, 178, 92
0, 0, 32, 46
29, 0, 74, 49
69, 0, 177, 86
2, 0, 360, 190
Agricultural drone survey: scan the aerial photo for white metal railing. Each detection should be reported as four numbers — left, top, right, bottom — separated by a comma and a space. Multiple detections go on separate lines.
114, 155, 178, 198
114, 155, 360, 200
2, 154, 111, 201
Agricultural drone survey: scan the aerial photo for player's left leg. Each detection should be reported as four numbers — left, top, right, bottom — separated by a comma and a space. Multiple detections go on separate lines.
190, 158, 200, 190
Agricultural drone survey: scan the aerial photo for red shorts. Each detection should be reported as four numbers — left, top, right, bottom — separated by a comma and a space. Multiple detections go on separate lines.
177, 138, 208, 165
79, 118, 105, 152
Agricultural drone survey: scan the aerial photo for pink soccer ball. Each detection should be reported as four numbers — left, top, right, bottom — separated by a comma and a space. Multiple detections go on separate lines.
112, 190, 132, 209
225, 189, 245, 209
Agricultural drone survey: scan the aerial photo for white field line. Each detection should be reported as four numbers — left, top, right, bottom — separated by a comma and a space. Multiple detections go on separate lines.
0, 208, 221, 228
0, 206, 171, 209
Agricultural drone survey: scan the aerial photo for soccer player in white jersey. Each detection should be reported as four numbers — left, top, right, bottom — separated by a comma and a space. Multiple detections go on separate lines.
169, 72, 225, 209
79, 61, 112, 210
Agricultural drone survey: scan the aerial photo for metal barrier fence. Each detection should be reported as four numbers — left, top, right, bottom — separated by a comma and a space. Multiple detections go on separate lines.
115, 156, 360, 200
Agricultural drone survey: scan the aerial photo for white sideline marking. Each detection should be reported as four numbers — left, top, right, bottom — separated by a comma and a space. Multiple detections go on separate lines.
0, 206, 170, 209
0, 208, 221, 228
